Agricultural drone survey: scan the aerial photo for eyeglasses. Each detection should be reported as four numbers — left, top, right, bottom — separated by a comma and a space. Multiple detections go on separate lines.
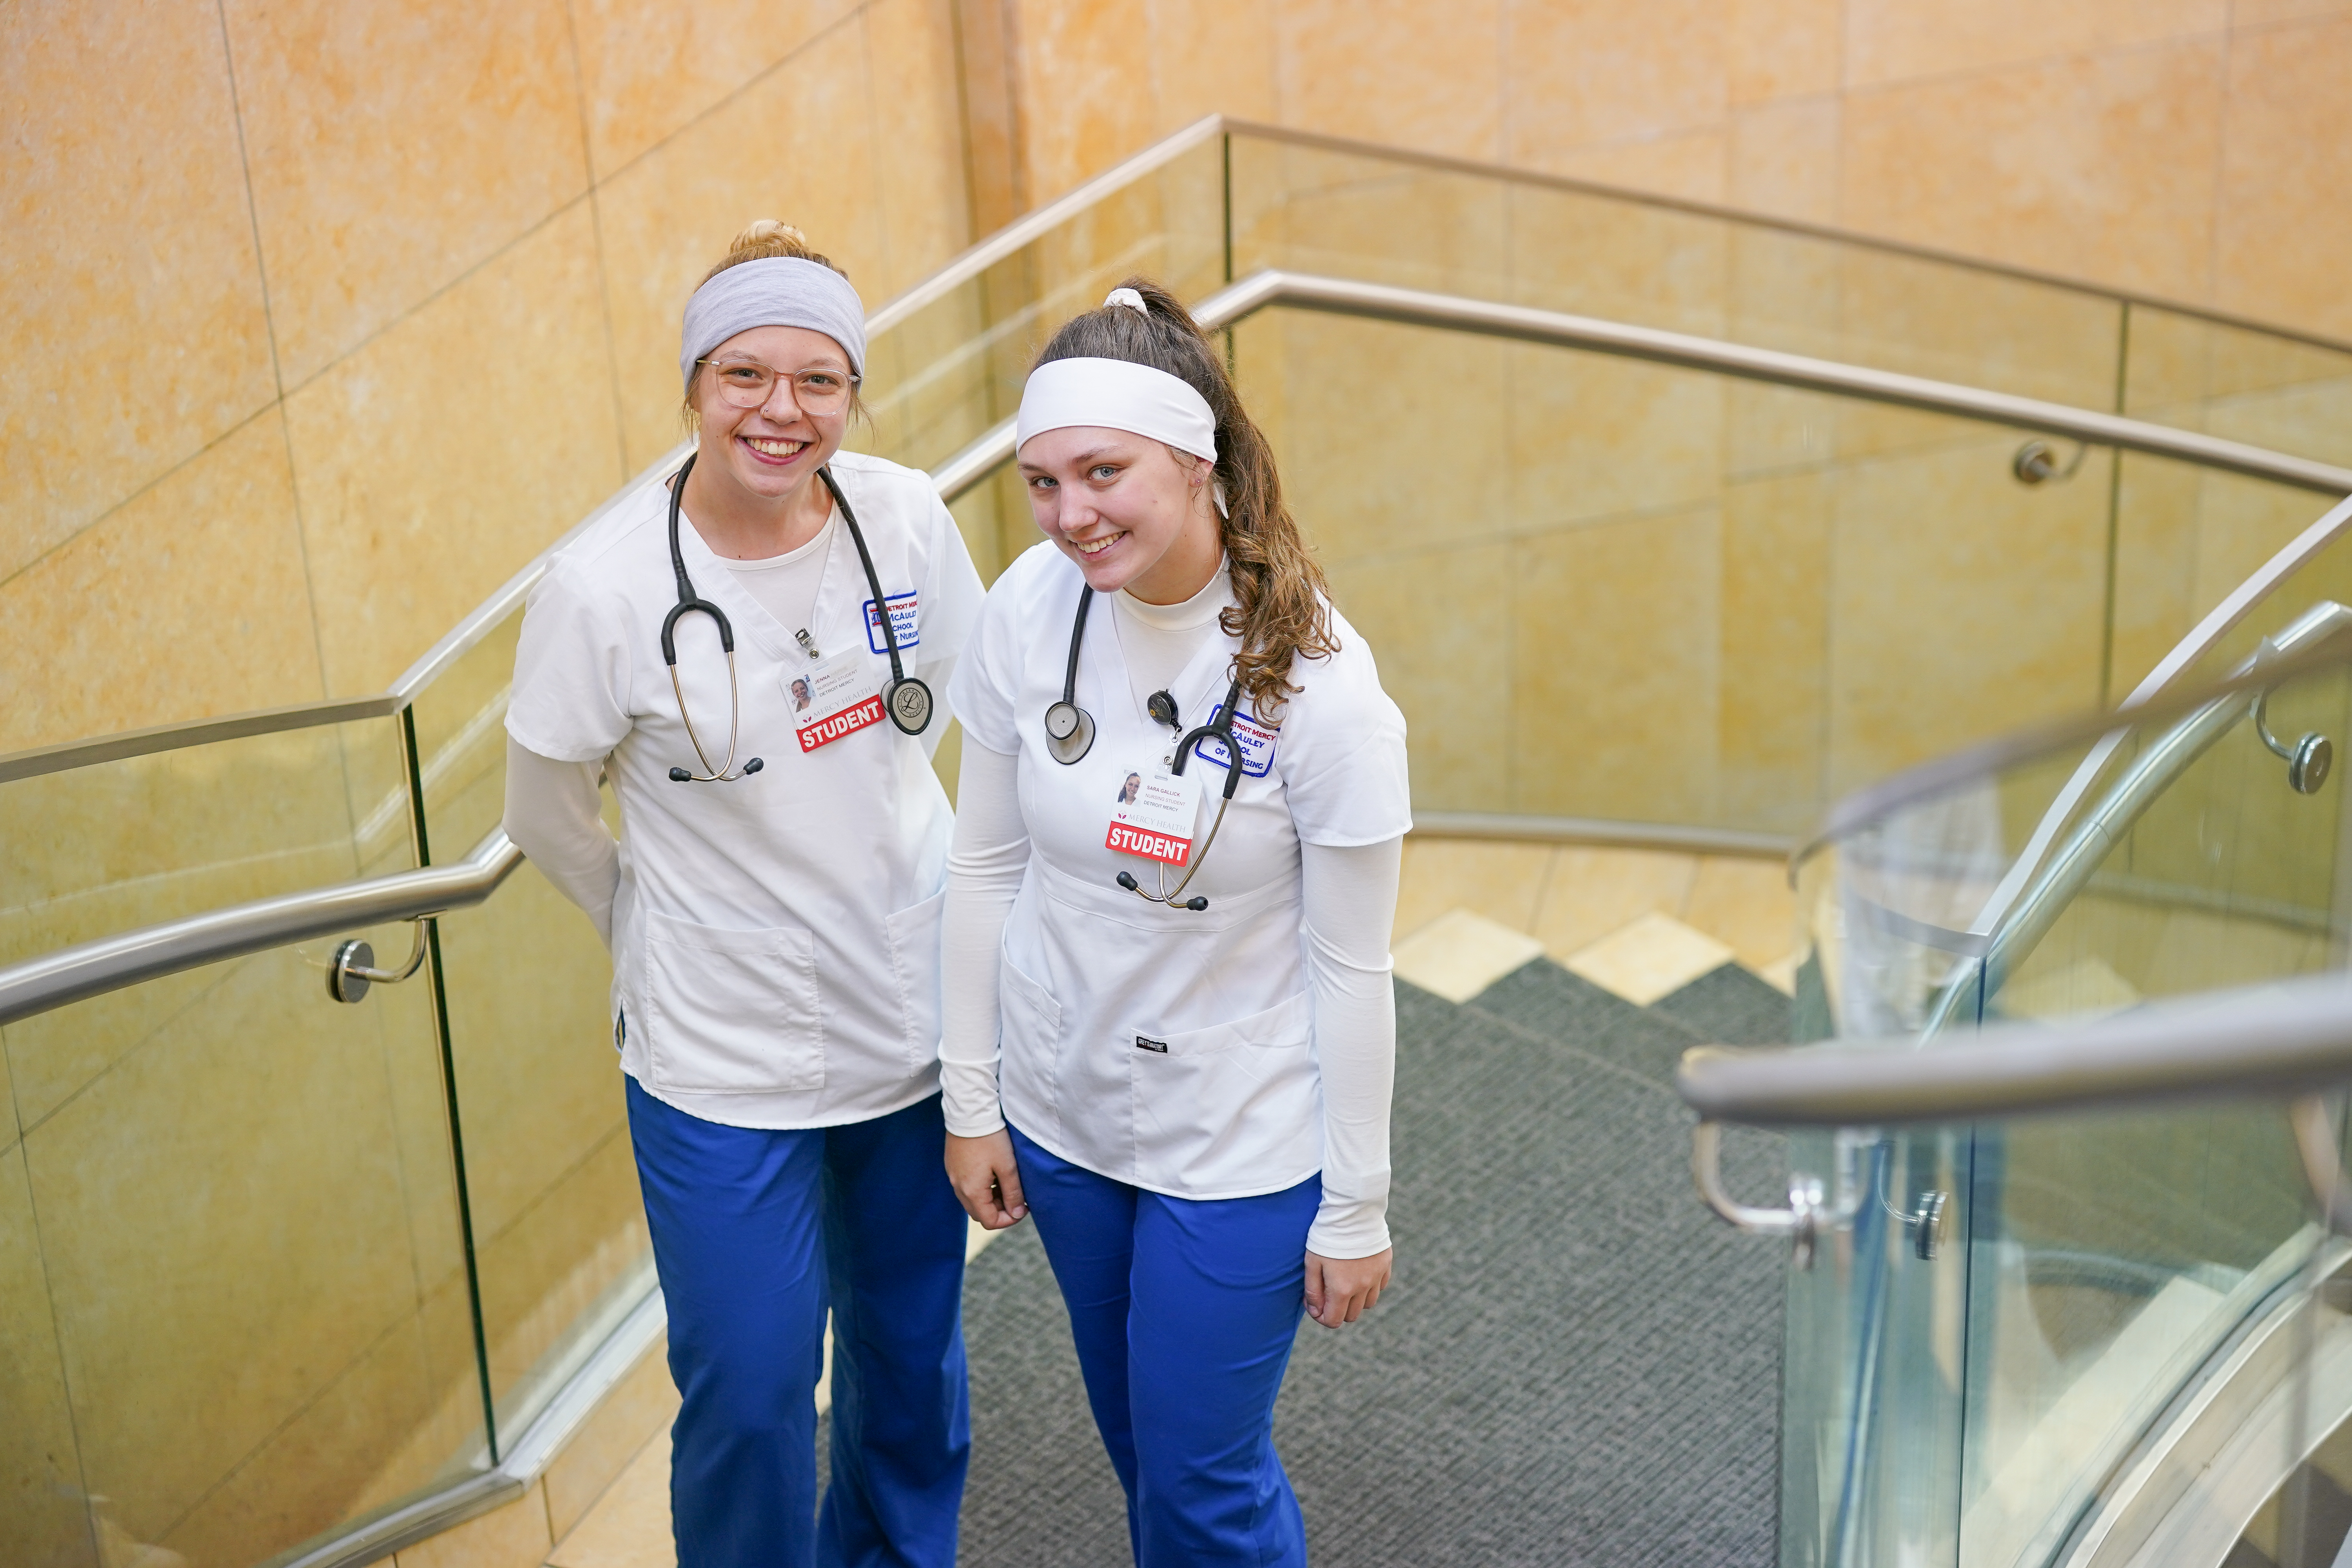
696, 358, 860, 413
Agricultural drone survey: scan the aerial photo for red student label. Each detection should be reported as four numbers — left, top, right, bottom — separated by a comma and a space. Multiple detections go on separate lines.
798, 693, 885, 752
1105, 821, 1194, 865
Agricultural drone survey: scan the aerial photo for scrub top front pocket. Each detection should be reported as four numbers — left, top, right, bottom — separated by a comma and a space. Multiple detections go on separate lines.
642, 910, 824, 1094
884, 889, 947, 1071
997, 951, 1064, 1134
1130, 989, 1318, 1192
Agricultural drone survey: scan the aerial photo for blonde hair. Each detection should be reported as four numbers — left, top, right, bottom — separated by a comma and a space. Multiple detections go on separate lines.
682, 221, 863, 423
1034, 276, 1336, 720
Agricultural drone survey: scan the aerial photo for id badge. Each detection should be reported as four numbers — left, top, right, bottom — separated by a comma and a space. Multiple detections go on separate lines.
787, 651, 884, 753
1105, 752, 1202, 866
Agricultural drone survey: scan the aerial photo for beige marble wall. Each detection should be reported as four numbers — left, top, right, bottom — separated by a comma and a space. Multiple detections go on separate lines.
16, 0, 2348, 759
984, 0, 2352, 343
2, 0, 974, 756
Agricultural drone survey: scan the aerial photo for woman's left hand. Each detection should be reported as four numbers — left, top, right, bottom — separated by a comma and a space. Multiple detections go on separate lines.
1303, 1247, 1393, 1329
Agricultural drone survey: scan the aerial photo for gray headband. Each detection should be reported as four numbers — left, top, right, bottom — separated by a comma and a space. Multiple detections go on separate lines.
679, 256, 867, 392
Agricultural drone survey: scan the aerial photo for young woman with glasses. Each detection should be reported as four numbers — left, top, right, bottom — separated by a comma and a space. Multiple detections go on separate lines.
503, 221, 984, 1568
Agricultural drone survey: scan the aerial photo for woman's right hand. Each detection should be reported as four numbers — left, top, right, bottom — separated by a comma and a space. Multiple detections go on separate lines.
947, 1129, 1029, 1229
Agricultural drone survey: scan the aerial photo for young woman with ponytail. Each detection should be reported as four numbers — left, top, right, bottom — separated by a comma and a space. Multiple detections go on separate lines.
940, 278, 1410, 1564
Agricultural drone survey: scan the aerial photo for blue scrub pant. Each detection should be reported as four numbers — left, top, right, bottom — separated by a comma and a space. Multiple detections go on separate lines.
627, 1079, 970, 1568
1009, 1123, 1319, 1568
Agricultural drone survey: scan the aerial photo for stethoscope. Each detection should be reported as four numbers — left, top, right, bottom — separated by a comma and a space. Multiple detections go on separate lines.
1042, 585, 1242, 911
661, 453, 931, 783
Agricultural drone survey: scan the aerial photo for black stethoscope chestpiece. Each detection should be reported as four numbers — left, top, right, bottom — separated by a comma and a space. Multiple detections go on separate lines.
886, 677, 934, 735
1044, 700, 1095, 763
1043, 585, 1098, 764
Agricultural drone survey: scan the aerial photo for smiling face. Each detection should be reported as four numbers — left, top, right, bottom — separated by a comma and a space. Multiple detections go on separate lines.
1018, 424, 1221, 604
688, 323, 851, 509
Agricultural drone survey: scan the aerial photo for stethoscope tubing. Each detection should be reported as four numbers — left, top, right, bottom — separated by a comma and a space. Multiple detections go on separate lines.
818, 466, 931, 732
663, 455, 760, 782
661, 452, 928, 784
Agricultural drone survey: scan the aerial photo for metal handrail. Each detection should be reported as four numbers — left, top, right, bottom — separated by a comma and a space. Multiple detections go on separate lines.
1677, 968, 2352, 1129
896, 266, 2352, 530
1251, 274, 2352, 493
0, 827, 521, 1028
1684, 626, 2352, 1263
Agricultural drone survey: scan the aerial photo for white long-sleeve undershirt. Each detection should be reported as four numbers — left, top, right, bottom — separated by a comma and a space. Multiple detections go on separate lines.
503, 738, 621, 949
939, 740, 1400, 1259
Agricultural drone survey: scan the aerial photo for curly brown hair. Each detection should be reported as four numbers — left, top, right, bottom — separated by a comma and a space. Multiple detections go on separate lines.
1034, 276, 1336, 720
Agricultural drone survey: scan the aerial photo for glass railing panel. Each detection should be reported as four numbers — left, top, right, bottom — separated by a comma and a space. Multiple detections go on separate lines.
1229, 138, 1514, 304
2125, 305, 2352, 471
2108, 450, 2352, 700
1227, 132, 2128, 412
1957, 1107, 2313, 1568
855, 136, 1224, 584
0, 938, 484, 1568
0, 714, 413, 963
0, 720, 417, 1234
1236, 306, 2123, 839
1783, 646, 2352, 1568
405, 609, 646, 1448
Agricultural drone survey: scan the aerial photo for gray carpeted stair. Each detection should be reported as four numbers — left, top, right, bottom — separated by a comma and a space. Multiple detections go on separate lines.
941, 958, 1792, 1566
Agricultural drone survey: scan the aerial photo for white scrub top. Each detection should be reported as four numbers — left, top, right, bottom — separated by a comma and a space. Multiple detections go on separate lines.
507, 450, 986, 1130
950, 543, 1412, 1199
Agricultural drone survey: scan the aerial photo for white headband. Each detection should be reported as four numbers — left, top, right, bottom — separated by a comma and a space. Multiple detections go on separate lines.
680, 256, 866, 391
1016, 358, 1218, 463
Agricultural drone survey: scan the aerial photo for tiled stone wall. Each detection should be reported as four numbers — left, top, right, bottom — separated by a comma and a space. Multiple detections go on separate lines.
973, 0, 2352, 340
2, 0, 972, 755
11, 1, 2348, 757
10, 2, 2349, 757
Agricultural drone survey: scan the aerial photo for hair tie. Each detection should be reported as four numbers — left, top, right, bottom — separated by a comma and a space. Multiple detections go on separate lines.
1103, 287, 1149, 317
